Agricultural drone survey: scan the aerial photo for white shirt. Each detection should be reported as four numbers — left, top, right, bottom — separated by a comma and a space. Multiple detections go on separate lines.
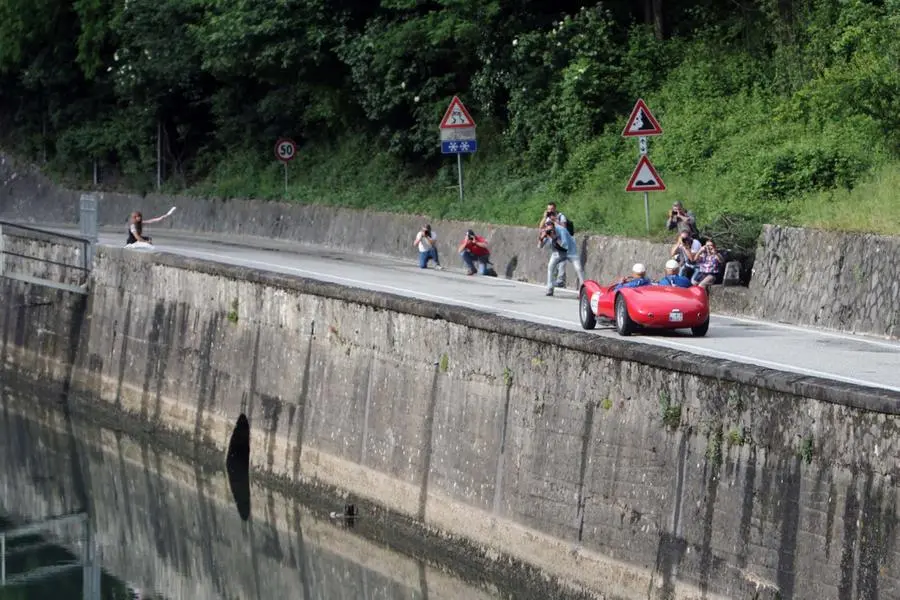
544, 212, 568, 227
415, 231, 436, 252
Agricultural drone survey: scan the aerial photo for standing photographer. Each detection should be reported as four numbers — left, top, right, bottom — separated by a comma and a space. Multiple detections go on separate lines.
539, 223, 584, 296
538, 202, 570, 287
413, 224, 443, 269
666, 201, 698, 237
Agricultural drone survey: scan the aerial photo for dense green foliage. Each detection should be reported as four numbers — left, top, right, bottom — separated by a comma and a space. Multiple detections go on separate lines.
2, 0, 899, 238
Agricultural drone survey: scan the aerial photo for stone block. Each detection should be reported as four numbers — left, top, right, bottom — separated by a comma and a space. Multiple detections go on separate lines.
723, 260, 741, 286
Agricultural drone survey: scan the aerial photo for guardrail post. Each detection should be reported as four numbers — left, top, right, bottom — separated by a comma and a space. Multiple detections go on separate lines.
0, 223, 5, 279
79, 193, 99, 270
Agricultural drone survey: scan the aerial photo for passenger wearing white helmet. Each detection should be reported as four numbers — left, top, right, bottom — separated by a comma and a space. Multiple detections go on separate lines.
657, 259, 692, 288
613, 263, 653, 290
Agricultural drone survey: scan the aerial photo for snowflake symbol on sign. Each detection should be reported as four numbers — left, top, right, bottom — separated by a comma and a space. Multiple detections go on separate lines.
459, 142, 470, 152
449, 142, 459, 152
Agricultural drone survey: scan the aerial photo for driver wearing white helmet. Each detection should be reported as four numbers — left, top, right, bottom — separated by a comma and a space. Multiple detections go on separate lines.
613, 263, 653, 290
657, 259, 692, 288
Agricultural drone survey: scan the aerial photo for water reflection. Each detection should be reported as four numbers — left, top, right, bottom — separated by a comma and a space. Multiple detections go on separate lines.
0, 383, 513, 600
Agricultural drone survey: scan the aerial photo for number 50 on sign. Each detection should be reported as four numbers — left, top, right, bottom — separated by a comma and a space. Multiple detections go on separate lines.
275, 138, 296, 162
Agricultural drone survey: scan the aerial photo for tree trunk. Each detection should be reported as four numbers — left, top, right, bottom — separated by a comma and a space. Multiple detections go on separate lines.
653, 0, 665, 40
156, 119, 162, 191
643, 0, 665, 40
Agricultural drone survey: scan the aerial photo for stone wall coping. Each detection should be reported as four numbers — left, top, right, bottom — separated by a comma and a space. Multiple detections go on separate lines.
101, 246, 900, 415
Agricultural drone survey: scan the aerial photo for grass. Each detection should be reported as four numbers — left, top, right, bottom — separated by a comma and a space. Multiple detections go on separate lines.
185, 132, 900, 242
791, 164, 900, 235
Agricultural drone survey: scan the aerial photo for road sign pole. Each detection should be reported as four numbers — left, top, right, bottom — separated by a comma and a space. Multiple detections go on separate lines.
623, 100, 664, 231
457, 153, 464, 203
639, 136, 649, 232
643, 192, 650, 233
284, 162, 288, 196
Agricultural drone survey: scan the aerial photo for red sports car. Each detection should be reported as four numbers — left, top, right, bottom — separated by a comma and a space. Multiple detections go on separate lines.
579, 280, 710, 336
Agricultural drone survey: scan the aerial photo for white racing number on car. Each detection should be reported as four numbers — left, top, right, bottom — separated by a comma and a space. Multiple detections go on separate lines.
591, 293, 600, 315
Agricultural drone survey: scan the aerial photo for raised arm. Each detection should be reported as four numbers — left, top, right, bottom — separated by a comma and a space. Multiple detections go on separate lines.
143, 206, 177, 224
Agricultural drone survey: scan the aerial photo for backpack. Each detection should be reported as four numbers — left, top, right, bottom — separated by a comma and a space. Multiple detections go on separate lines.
565, 219, 574, 235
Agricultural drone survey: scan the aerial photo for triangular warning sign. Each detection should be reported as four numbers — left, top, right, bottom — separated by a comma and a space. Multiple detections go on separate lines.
625, 155, 666, 192
440, 96, 476, 129
622, 99, 662, 137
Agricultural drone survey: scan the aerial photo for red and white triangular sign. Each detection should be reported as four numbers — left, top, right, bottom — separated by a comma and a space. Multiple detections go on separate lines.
625, 155, 666, 192
622, 99, 662, 137
440, 96, 476, 129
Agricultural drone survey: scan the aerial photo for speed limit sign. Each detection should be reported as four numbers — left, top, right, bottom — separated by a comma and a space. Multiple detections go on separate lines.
275, 138, 296, 163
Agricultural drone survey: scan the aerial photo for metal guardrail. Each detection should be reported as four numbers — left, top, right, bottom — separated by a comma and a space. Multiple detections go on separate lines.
0, 193, 100, 295
0, 511, 99, 598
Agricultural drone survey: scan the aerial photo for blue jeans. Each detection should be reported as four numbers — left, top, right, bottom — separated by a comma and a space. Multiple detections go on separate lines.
419, 247, 440, 268
460, 250, 491, 274
547, 252, 585, 291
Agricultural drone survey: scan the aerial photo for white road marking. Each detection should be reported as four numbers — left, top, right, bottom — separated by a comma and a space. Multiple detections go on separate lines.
159, 245, 895, 392
641, 337, 900, 393
712, 313, 900, 350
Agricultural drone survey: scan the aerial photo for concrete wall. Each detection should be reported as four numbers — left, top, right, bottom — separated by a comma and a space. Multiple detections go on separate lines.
0, 386, 501, 600
3, 246, 900, 599
728, 225, 900, 339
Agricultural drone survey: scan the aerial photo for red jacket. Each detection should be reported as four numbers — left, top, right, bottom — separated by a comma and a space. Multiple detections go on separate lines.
461, 235, 489, 256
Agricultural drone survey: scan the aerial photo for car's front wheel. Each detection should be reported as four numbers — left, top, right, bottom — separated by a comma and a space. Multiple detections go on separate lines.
615, 294, 634, 336
691, 318, 710, 337
579, 288, 597, 330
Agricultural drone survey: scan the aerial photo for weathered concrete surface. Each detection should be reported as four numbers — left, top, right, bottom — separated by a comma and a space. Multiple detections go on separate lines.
731, 225, 900, 338
0, 385, 503, 600
4, 246, 900, 599
0, 225, 89, 288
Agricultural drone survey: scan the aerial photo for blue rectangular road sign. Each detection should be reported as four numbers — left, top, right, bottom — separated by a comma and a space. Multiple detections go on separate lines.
441, 140, 477, 154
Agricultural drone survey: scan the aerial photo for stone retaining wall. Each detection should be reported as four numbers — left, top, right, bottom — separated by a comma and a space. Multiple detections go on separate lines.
3, 246, 900, 599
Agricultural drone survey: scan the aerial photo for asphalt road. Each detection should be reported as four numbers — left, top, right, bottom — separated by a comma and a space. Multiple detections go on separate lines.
46, 228, 900, 394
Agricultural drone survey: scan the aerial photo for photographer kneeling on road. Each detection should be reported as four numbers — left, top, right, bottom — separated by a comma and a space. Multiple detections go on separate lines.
413, 224, 443, 270
539, 223, 584, 296
458, 229, 492, 276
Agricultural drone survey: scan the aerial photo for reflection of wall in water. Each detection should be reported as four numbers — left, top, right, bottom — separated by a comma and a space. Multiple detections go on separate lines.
0, 391, 498, 600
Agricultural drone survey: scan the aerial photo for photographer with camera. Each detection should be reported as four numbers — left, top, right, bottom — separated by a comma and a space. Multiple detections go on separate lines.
670, 230, 701, 278
539, 222, 584, 296
458, 229, 492, 275
413, 224, 443, 270
538, 202, 571, 287
666, 201, 698, 237
691, 239, 724, 289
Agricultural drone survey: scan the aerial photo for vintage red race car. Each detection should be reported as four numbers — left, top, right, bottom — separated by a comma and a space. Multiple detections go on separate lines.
579, 280, 710, 336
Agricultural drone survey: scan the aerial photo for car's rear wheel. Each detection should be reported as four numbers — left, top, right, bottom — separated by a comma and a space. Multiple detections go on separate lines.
615, 294, 634, 336
579, 288, 597, 330
691, 318, 710, 337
